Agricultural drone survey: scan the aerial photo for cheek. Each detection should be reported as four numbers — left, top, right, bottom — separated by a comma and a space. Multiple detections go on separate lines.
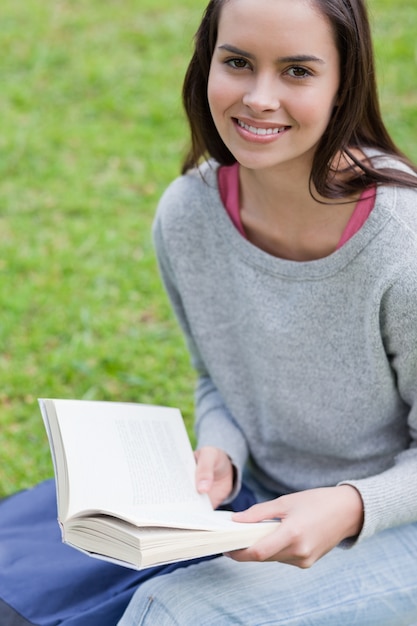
293, 90, 338, 128
208, 70, 239, 117
207, 90, 225, 130
207, 73, 218, 118
207, 77, 225, 117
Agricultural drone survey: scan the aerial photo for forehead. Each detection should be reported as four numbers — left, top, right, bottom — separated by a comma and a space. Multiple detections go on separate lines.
216, 0, 337, 56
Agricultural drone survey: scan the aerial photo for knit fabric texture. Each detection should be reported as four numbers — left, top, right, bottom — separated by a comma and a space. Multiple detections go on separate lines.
152, 153, 417, 542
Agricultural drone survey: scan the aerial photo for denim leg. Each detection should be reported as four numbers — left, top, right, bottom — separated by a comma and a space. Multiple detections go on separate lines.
118, 522, 417, 626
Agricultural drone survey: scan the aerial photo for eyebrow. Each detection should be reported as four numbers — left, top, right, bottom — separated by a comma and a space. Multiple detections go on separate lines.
217, 44, 325, 65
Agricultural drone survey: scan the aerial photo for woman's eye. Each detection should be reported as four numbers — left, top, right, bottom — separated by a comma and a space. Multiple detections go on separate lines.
226, 58, 250, 70
287, 66, 311, 78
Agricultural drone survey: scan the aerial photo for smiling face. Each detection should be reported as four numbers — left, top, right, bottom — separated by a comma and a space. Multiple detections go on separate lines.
207, 0, 341, 176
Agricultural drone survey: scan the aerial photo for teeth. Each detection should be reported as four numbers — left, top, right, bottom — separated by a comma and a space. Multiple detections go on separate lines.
237, 119, 286, 135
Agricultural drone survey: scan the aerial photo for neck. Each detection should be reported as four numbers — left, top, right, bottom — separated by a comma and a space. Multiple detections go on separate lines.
239, 164, 326, 222
238, 165, 360, 261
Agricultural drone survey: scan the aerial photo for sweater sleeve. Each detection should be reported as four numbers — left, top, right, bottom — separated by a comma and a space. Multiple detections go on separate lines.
194, 375, 249, 500
340, 265, 417, 542
152, 205, 249, 499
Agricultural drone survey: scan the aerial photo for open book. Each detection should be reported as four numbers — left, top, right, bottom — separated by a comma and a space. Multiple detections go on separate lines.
39, 399, 280, 570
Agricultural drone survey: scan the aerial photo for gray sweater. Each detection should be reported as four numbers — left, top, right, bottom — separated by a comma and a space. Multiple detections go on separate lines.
152, 156, 417, 542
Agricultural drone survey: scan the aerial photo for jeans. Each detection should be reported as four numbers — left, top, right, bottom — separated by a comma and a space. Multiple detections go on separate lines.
118, 521, 417, 625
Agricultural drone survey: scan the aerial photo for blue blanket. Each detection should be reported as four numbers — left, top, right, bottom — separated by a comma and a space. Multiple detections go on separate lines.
0, 480, 255, 625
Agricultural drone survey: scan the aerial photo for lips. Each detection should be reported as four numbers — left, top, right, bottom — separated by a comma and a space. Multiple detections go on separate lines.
236, 118, 289, 136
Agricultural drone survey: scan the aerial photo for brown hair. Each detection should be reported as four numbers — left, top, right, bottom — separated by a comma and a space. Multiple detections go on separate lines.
181, 0, 417, 198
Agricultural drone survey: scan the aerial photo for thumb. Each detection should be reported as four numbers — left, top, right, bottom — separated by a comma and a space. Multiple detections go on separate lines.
194, 447, 217, 494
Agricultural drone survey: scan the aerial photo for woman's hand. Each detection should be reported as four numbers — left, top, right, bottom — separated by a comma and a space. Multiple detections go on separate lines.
194, 446, 234, 509
227, 485, 364, 568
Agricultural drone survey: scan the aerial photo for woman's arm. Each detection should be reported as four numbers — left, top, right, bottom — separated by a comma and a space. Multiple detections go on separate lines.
153, 208, 249, 500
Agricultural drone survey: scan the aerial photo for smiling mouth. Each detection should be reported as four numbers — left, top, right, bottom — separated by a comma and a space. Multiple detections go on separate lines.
236, 119, 289, 136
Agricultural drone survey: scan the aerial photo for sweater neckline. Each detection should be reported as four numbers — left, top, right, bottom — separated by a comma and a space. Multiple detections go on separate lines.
201, 161, 395, 280
217, 161, 376, 250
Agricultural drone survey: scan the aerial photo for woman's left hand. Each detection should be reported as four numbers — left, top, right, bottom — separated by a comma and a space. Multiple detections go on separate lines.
227, 485, 364, 568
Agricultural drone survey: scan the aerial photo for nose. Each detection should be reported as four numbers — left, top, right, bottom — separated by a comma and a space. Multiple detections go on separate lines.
242, 73, 281, 113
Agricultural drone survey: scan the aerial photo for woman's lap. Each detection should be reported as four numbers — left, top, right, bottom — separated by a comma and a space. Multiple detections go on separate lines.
118, 522, 417, 626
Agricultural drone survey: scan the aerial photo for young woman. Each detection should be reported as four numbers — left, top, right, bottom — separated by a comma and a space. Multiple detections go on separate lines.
118, 0, 417, 623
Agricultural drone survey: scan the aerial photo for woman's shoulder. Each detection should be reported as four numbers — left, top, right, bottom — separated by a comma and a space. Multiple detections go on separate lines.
389, 185, 417, 240
153, 161, 222, 245
156, 160, 221, 220
364, 149, 417, 232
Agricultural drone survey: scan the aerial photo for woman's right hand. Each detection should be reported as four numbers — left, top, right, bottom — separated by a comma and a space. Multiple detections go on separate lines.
194, 446, 234, 509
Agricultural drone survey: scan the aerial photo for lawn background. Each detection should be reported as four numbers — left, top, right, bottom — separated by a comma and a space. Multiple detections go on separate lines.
1, 0, 416, 497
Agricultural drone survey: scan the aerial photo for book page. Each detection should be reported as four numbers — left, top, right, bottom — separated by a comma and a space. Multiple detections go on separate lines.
42, 400, 213, 524
64, 514, 281, 569
116, 416, 199, 505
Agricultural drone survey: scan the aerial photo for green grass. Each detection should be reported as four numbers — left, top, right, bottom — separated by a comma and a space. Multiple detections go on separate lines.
0, 0, 416, 497
369, 0, 417, 153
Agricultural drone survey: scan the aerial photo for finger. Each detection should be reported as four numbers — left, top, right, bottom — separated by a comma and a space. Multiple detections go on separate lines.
226, 521, 320, 568
225, 545, 300, 567
194, 447, 217, 493
225, 525, 295, 565
232, 499, 283, 523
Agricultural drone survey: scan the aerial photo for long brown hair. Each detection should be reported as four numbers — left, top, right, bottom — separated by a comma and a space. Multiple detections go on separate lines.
181, 0, 417, 198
